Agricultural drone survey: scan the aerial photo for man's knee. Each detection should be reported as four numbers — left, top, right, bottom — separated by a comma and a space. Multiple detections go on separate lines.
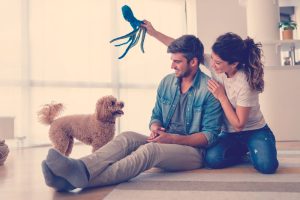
117, 131, 146, 141
119, 131, 141, 138
115, 131, 147, 147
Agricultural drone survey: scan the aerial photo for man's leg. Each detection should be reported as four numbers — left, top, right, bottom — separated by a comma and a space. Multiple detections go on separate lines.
247, 126, 279, 174
205, 134, 247, 169
43, 131, 148, 189
87, 143, 203, 188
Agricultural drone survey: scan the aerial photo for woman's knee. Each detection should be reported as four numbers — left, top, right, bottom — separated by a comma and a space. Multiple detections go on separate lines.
248, 131, 278, 174
252, 157, 279, 174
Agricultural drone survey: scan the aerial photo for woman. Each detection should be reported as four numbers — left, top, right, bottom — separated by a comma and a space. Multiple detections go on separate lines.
142, 21, 279, 174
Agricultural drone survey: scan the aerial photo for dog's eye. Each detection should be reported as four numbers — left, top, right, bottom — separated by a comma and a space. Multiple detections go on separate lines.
111, 101, 115, 106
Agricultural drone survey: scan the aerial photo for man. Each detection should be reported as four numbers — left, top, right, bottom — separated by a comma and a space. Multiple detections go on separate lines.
41, 35, 223, 191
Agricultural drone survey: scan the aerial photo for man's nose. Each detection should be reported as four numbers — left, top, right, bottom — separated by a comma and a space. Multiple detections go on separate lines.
171, 63, 176, 69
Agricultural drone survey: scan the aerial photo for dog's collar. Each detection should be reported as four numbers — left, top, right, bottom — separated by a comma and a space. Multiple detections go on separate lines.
100, 120, 115, 125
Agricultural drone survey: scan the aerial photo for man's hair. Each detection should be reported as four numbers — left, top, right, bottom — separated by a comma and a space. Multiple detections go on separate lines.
167, 35, 204, 65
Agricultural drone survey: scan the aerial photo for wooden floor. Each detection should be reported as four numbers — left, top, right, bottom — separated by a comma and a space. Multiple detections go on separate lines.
0, 141, 299, 200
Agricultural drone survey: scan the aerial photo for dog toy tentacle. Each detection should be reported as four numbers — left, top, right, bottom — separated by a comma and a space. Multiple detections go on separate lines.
110, 28, 139, 43
118, 36, 137, 59
140, 27, 147, 53
129, 28, 143, 49
114, 37, 132, 47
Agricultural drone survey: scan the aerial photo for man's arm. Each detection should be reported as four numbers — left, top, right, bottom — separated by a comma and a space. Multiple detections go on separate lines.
149, 79, 165, 132
147, 131, 208, 147
141, 20, 175, 46
199, 91, 223, 147
148, 88, 223, 148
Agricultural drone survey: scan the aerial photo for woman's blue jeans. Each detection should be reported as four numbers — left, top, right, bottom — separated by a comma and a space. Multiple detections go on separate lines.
205, 125, 279, 174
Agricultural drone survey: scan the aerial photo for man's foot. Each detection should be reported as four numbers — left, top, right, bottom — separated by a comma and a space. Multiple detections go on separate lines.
41, 160, 76, 192
45, 148, 89, 188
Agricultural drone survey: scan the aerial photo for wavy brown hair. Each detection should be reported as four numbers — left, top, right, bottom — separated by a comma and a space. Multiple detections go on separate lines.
212, 32, 264, 92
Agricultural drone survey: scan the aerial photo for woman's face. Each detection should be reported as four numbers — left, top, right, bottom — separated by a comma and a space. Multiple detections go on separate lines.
210, 52, 238, 77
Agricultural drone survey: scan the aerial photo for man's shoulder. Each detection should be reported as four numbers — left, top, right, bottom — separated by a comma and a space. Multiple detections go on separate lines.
196, 70, 211, 87
194, 71, 214, 98
161, 73, 176, 84
199, 70, 211, 81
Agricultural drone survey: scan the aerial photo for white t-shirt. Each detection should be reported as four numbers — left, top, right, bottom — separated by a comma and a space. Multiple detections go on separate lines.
203, 54, 266, 132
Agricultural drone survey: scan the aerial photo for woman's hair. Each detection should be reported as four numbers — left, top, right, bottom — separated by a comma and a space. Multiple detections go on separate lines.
212, 32, 264, 92
168, 35, 204, 65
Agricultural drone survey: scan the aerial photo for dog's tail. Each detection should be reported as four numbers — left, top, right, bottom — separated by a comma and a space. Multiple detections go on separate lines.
37, 102, 64, 125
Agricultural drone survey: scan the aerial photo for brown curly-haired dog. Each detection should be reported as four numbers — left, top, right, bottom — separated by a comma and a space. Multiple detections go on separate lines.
37, 95, 124, 156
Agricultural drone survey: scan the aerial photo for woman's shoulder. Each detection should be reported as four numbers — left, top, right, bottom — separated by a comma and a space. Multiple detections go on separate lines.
234, 70, 249, 85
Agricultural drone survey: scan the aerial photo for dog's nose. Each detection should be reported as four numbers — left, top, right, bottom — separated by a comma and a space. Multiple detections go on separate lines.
119, 102, 124, 108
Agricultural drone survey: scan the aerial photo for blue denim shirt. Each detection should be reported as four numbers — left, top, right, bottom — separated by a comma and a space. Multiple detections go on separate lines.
150, 69, 223, 147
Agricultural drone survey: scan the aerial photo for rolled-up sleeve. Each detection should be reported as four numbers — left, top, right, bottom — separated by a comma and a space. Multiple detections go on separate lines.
201, 92, 223, 147
149, 81, 164, 129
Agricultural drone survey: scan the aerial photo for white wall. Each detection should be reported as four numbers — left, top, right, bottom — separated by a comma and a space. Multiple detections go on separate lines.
194, 0, 300, 141
261, 67, 300, 141
195, 0, 247, 53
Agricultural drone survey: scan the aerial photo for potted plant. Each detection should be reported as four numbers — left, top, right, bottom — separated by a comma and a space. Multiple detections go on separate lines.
279, 21, 297, 40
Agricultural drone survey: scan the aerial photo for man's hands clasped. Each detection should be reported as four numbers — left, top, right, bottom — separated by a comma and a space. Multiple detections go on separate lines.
147, 124, 174, 144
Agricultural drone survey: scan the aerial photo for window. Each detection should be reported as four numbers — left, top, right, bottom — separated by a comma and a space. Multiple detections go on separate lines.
0, 0, 189, 146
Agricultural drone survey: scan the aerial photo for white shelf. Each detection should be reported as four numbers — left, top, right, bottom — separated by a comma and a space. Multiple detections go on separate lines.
265, 65, 300, 70
276, 40, 300, 51
279, 0, 300, 7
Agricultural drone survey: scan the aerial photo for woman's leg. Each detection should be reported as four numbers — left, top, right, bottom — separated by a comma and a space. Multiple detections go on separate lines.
247, 125, 279, 174
205, 133, 248, 169
87, 143, 203, 188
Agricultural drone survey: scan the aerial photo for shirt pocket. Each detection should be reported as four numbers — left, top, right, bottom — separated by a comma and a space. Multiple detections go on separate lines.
159, 96, 172, 105
158, 96, 172, 117
190, 103, 203, 132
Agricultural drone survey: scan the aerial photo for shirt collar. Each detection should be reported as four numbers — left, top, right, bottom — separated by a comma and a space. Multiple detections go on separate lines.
175, 68, 201, 89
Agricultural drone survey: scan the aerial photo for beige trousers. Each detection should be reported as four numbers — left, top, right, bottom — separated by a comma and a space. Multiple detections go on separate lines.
81, 131, 204, 188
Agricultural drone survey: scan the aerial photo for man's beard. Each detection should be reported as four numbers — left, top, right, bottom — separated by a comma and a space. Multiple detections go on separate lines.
177, 66, 192, 78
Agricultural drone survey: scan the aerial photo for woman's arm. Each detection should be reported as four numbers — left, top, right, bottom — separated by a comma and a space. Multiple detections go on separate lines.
141, 20, 175, 46
142, 20, 212, 71
208, 79, 251, 132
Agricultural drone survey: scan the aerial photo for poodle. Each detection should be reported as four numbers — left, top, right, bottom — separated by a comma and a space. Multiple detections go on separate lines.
37, 95, 124, 156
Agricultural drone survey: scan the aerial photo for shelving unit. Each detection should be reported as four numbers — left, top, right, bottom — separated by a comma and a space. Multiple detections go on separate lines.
276, 39, 300, 66
276, 39, 300, 50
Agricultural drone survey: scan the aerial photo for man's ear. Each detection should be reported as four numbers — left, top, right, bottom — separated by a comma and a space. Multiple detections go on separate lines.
190, 57, 198, 67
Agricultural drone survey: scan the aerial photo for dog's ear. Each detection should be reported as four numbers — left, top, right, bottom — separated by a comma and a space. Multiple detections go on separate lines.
96, 99, 105, 120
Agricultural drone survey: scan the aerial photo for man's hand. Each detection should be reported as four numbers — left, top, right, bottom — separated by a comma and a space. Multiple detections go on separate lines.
147, 129, 175, 144
149, 123, 165, 140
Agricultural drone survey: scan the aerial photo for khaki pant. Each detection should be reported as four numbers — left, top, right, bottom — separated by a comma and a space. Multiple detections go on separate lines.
81, 131, 204, 188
